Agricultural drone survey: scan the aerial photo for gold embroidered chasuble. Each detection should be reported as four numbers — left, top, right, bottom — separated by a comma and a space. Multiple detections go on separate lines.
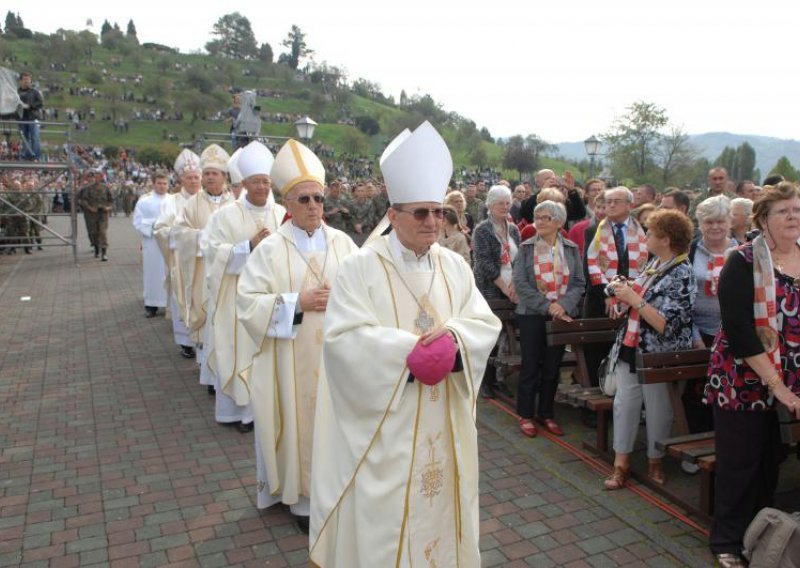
310, 237, 501, 568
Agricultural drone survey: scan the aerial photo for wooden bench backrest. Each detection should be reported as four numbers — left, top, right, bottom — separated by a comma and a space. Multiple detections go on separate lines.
777, 404, 800, 445
545, 318, 622, 346
636, 349, 711, 384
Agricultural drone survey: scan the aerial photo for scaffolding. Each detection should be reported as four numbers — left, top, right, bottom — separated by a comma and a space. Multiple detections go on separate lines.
0, 120, 79, 264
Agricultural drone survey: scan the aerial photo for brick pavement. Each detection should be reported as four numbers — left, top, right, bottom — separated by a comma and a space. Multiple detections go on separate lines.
0, 216, 716, 567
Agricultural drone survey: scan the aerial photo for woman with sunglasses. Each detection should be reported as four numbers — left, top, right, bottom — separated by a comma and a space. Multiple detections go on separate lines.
472, 185, 521, 398
513, 201, 584, 437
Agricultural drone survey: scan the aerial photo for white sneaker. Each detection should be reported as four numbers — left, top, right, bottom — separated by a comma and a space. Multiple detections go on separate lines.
681, 460, 700, 474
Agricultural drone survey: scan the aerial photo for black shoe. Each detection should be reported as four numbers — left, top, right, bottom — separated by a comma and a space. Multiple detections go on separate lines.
145, 307, 158, 318
24, 247, 31, 254
207, 385, 216, 395
480, 383, 496, 399
180, 346, 196, 359
295, 515, 309, 534
93, 246, 99, 258
37, 246, 43, 251
237, 421, 254, 433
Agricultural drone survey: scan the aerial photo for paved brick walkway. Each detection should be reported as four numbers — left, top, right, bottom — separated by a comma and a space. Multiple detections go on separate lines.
0, 216, 717, 567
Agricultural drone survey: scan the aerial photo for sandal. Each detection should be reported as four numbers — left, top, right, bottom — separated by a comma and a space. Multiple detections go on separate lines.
603, 466, 630, 490
519, 418, 537, 438
648, 458, 666, 485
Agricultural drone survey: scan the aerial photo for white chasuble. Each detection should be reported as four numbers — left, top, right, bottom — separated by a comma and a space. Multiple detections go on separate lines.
236, 224, 359, 509
133, 192, 168, 308
310, 237, 501, 568
172, 189, 233, 339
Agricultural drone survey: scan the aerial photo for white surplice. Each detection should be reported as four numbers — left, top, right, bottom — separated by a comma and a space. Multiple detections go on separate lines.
236, 222, 358, 515
309, 234, 501, 568
133, 192, 168, 308
201, 198, 286, 424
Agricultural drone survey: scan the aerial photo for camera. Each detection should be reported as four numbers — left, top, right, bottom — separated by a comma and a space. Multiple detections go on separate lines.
604, 275, 629, 298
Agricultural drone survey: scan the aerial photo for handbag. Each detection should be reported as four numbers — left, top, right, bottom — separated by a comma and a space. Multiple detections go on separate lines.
743, 507, 800, 568
598, 356, 617, 396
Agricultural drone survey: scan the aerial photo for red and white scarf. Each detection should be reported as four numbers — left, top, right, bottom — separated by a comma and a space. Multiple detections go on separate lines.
533, 236, 569, 302
706, 252, 725, 296
586, 218, 648, 286
752, 235, 783, 374
622, 254, 689, 348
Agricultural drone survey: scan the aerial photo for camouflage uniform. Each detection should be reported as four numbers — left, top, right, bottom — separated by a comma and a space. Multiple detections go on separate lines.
348, 198, 376, 246
26, 190, 45, 250
324, 194, 353, 233
77, 180, 114, 256
465, 196, 486, 223
2, 192, 30, 253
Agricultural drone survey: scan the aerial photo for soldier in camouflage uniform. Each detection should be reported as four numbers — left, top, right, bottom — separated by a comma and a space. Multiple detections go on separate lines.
121, 182, 136, 217
77, 170, 114, 261
371, 182, 390, 220
323, 180, 353, 233
2, 178, 31, 254
348, 183, 376, 246
22, 174, 45, 251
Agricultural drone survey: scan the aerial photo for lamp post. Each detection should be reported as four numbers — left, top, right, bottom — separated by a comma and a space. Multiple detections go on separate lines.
584, 135, 601, 179
294, 116, 318, 141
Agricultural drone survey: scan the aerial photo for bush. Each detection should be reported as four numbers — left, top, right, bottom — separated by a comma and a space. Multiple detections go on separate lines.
135, 143, 181, 166
355, 116, 380, 136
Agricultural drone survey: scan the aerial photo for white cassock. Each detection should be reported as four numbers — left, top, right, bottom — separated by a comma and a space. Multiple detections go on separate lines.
309, 233, 501, 568
154, 189, 194, 347
133, 192, 168, 308
235, 222, 358, 515
201, 198, 286, 424
172, 189, 234, 383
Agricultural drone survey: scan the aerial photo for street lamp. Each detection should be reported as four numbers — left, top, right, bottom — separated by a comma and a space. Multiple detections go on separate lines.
584, 135, 601, 179
294, 116, 318, 141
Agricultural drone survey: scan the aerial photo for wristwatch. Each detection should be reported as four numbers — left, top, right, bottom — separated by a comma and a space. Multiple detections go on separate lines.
636, 299, 647, 311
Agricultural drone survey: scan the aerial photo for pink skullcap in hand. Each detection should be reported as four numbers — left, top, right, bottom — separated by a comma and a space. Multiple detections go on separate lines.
406, 333, 458, 386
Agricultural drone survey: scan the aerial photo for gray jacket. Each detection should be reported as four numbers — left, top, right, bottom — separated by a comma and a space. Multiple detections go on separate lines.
513, 235, 585, 316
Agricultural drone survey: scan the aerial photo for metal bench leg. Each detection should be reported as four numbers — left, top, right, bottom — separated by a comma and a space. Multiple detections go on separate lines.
597, 409, 609, 453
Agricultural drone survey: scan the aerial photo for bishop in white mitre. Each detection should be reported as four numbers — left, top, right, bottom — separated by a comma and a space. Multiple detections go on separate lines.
310, 122, 501, 568
171, 144, 234, 390
132, 172, 169, 317
154, 149, 202, 358
201, 141, 286, 430
235, 139, 358, 531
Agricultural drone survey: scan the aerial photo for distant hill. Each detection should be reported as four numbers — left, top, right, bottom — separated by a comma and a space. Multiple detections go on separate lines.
555, 133, 800, 182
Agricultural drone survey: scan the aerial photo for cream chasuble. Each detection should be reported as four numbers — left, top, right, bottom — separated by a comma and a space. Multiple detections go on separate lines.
236, 223, 359, 509
202, 199, 285, 393
172, 189, 234, 338
310, 236, 501, 568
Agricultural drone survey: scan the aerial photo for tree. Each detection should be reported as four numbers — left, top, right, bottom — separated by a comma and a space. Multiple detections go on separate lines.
184, 68, 214, 93
769, 157, 800, 182
658, 126, 698, 185
258, 42, 273, 63
735, 142, 756, 181
281, 25, 313, 70
354, 116, 380, 136
4, 11, 16, 34
503, 135, 540, 179
342, 128, 369, 155
126, 19, 138, 44
100, 21, 125, 49
603, 101, 668, 180
399, 90, 408, 107
100, 20, 112, 37
5, 11, 31, 38
205, 12, 258, 59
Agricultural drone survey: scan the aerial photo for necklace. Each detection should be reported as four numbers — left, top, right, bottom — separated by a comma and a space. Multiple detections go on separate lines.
391, 255, 438, 333
286, 225, 329, 287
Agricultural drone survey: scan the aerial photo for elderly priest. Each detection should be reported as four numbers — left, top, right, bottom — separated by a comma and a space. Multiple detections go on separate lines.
309, 122, 501, 567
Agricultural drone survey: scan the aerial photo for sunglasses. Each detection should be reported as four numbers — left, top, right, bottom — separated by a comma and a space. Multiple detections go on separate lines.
291, 194, 324, 204
397, 207, 445, 220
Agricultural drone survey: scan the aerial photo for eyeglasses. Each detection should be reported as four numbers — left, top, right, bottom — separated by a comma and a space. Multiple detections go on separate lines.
769, 207, 800, 218
533, 215, 553, 222
397, 207, 445, 220
290, 194, 324, 204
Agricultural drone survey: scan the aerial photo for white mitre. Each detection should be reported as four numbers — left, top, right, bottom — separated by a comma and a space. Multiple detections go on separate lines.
174, 149, 200, 175
270, 139, 325, 195
199, 144, 230, 173
237, 141, 275, 180
380, 121, 452, 204
228, 148, 243, 184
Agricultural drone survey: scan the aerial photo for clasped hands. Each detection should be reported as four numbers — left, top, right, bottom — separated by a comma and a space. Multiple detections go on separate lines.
299, 284, 330, 312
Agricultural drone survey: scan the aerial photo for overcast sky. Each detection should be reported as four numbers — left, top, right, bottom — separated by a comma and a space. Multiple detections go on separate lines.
6, 0, 797, 144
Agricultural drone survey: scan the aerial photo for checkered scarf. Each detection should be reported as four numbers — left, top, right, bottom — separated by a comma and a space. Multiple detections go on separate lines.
586, 218, 648, 286
752, 235, 782, 372
533, 235, 569, 302
622, 254, 689, 348
706, 252, 725, 296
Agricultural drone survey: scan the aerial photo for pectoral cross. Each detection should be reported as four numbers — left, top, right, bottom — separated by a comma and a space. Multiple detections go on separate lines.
415, 309, 435, 333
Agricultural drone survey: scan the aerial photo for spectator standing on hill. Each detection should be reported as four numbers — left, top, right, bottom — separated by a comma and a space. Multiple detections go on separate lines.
17, 71, 43, 161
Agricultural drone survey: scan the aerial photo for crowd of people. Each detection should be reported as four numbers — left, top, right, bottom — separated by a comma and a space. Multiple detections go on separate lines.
6, 104, 799, 565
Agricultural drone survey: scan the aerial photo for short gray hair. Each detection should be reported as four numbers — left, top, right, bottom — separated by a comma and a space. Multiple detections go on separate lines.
534, 200, 567, 226
730, 197, 753, 217
606, 186, 634, 203
696, 194, 731, 223
485, 185, 512, 207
